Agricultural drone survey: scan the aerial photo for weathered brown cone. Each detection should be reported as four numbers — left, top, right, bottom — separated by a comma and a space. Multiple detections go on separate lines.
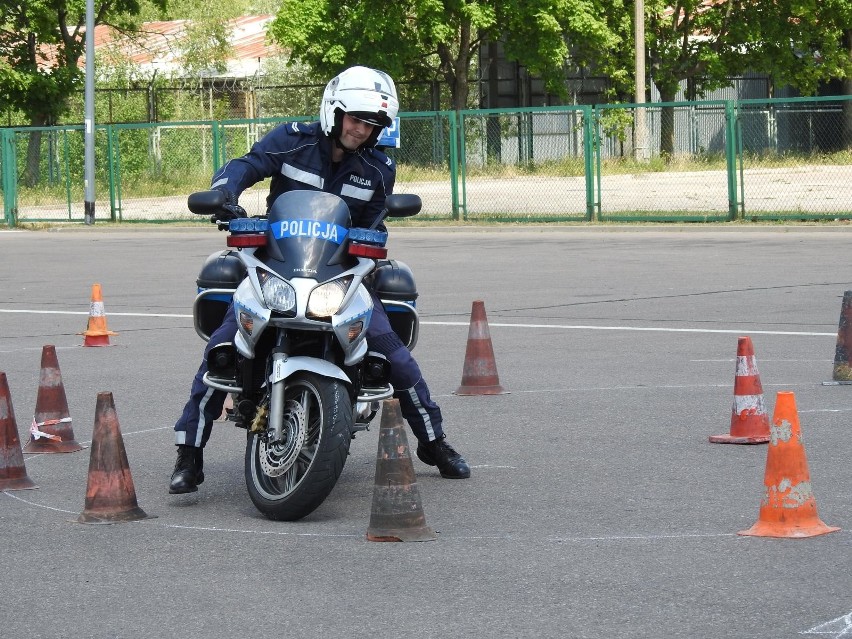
366, 399, 436, 542
76, 392, 150, 524
831, 290, 852, 381
24, 345, 84, 453
0, 372, 38, 491
454, 300, 508, 395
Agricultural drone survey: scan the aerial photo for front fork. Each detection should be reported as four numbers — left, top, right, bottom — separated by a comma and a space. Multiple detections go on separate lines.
268, 351, 288, 443
205, 336, 292, 443
245, 331, 391, 442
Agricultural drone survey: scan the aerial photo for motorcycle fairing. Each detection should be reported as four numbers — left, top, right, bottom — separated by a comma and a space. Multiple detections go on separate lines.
264, 191, 357, 281
232, 277, 272, 358
331, 285, 373, 366
271, 355, 351, 386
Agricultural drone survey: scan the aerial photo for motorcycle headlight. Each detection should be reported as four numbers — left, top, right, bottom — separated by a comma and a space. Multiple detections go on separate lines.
257, 269, 296, 313
307, 277, 352, 319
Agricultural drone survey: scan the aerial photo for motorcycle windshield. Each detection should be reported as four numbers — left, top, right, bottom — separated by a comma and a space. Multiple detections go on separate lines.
264, 190, 355, 280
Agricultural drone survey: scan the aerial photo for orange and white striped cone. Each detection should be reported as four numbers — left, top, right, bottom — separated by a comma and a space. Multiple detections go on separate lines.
80, 283, 117, 347
738, 391, 839, 538
453, 300, 508, 396
709, 336, 770, 444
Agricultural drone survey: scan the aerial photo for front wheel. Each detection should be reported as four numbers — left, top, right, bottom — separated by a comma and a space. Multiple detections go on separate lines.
245, 372, 352, 521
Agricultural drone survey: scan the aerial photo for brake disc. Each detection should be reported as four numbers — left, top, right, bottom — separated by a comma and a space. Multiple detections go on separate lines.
258, 399, 307, 477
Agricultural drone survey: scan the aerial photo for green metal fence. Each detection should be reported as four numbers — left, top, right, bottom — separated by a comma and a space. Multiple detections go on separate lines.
2, 95, 850, 226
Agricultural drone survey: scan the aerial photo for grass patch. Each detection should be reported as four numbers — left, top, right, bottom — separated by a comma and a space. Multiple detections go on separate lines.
396, 149, 852, 182
10, 150, 850, 207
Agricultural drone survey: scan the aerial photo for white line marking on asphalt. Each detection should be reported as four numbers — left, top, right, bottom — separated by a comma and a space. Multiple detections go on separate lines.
0, 345, 80, 354
4, 490, 848, 546
801, 611, 852, 636
20, 427, 170, 463
435, 381, 815, 398
691, 358, 831, 362
0, 309, 188, 318
2, 491, 75, 514
116, 426, 171, 437
0, 494, 754, 542
164, 524, 362, 538
0, 308, 839, 336
550, 532, 734, 542
469, 464, 518, 469
799, 408, 852, 414
424, 320, 836, 337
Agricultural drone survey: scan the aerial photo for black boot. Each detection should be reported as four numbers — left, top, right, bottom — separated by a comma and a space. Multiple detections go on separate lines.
169, 445, 205, 494
416, 436, 471, 479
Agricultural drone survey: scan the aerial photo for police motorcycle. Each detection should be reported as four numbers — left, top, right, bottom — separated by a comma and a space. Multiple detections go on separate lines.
189, 188, 421, 521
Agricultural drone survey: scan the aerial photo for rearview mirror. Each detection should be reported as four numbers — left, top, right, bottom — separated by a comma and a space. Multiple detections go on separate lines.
188, 190, 226, 215
385, 194, 421, 218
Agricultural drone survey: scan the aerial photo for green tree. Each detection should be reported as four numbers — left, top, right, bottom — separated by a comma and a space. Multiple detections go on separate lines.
747, 0, 852, 148
0, 0, 164, 184
139, 0, 247, 76
266, 0, 618, 112
634, 0, 852, 156
845, 29, 852, 149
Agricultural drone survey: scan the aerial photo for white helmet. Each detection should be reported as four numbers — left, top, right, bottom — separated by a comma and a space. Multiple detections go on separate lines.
320, 66, 399, 148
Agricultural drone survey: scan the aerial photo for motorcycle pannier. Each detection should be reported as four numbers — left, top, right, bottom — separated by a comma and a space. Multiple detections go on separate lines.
372, 260, 419, 349
195, 250, 246, 340
372, 259, 418, 301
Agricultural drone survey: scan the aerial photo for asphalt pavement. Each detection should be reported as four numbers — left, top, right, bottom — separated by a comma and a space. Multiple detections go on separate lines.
1, 224, 851, 638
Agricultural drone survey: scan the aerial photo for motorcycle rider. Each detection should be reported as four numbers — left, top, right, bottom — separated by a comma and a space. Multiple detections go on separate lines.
170, 65, 471, 494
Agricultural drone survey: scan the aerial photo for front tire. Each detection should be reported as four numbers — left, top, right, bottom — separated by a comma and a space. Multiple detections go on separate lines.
245, 372, 352, 521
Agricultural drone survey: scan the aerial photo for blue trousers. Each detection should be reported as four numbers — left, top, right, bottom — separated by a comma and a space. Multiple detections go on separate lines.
175, 291, 444, 447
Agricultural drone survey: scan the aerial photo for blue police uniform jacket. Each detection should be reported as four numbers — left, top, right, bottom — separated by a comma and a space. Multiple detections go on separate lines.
210, 121, 395, 229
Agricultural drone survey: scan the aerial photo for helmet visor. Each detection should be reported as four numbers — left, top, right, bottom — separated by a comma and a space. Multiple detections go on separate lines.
348, 111, 391, 128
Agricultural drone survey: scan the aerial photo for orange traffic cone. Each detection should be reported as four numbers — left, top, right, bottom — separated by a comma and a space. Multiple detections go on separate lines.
80, 283, 117, 347
709, 336, 770, 444
76, 392, 151, 524
366, 399, 436, 542
454, 300, 508, 395
738, 391, 839, 538
829, 290, 852, 383
0, 372, 38, 491
23, 345, 84, 454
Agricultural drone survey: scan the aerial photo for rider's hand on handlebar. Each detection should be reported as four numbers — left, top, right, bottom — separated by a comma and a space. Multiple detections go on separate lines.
213, 187, 247, 221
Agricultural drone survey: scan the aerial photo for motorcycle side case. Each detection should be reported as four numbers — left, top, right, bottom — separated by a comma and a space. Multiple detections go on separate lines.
194, 250, 246, 341
372, 260, 419, 350
372, 259, 418, 301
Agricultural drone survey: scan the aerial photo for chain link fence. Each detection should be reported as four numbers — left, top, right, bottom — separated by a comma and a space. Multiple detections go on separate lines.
2, 95, 850, 226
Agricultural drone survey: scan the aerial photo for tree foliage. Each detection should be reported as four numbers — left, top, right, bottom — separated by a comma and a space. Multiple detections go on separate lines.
267, 0, 849, 153
501, 0, 629, 96
267, 0, 618, 111
742, 0, 851, 95
139, 0, 250, 76
0, 0, 165, 126
640, 0, 850, 101
0, 0, 165, 185
583, 0, 852, 154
